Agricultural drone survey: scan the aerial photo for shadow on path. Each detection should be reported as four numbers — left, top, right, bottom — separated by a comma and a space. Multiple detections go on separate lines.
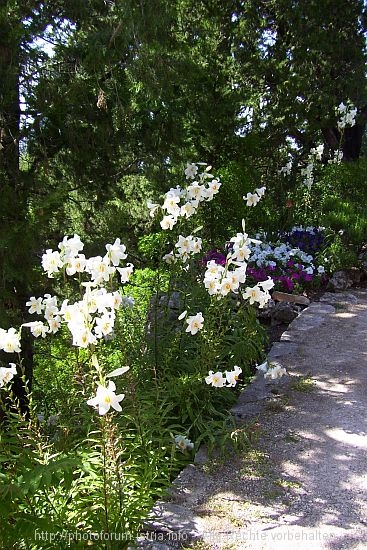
139, 291, 367, 550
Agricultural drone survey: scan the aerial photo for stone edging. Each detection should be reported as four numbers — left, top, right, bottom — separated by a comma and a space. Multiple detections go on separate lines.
134, 291, 358, 549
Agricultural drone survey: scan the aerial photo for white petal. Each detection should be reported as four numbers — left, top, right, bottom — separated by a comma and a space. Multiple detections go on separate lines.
256, 361, 268, 373
178, 310, 187, 320
106, 366, 130, 378
112, 401, 123, 412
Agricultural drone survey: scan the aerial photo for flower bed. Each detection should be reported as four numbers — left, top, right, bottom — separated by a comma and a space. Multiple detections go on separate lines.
247, 226, 328, 293
203, 227, 328, 295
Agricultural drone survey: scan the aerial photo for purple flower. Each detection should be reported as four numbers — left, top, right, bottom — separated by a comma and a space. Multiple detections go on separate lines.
247, 266, 270, 282
202, 249, 226, 267
278, 276, 294, 292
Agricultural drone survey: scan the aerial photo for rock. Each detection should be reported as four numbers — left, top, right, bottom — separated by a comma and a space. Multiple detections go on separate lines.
328, 270, 355, 291
358, 247, 367, 267
320, 292, 358, 304
257, 299, 276, 319
346, 267, 362, 284
272, 291, 310, 306
140, 501, 202, 547
258, 293, 309, 324
271, 302, 300, 324
146, 291, 182, 338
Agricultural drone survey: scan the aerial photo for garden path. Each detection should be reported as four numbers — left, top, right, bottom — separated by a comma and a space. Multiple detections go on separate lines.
139, 290, 367, 550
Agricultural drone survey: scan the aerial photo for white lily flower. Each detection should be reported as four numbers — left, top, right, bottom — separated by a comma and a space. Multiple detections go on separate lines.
208, 178, 221, 195
205, 370, 226, 387
225, 366, 242, 387
180, 202, 197, 218
66, 254, 87, 275
71, 327, 97, 348
174, 435, 194, 452
59, 234, 84, 260
204, 278, 220, 295
116, 263, 134, 283
160, 215, 177, 230
184, 162, 198, 179
105, 238, 127, 266
41, 249, 63, 277
187, 182, 206, 201
0, 328, 21, 354
94, 313, 115, 338
87, 381, 125, 415
147, 200, 160, 218
185, 312, 204, 335
264, 364, 287, 380
0, 363, 17, 387
86, 256, 115, 284
258, 277, 275, 291
242, 285, 263, 305
26, 296, 44, 315
244, 192, 261, 207
22, 321, 49, 338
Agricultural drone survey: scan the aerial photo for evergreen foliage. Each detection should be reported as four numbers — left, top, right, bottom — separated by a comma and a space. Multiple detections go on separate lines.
1, 3, 367, 545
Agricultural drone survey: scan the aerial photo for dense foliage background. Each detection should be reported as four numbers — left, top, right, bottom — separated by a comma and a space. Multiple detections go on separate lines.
1, 0, 367, 324
1, 1, 367, 547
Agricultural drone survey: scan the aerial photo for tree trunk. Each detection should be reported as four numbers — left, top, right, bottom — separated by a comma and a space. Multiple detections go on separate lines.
342, 105, 367, 161
0, 12, 33, 415
322, 117, 367, 161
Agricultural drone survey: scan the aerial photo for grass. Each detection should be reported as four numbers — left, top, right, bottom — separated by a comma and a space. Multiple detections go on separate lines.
265, 398, 286, 412
238, 449, 270, 478
263, 487, 283, 500
182, 542, 212, 550
283, 430, 301, 443
291, 374, 316, 393
274, 478, 302, 489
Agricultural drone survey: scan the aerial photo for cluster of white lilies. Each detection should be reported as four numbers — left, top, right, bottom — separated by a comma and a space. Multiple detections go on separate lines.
149, 162, 283, 388
163, 234, 203, 265
25, 236, 134, 349
147, 162, 221, 231
336, 101, 357, 130
278, 101, 357, 189
0, 234, 134, 416
0, 327, 21, 389
203, 228, 274, 303
0, 162, 286, 422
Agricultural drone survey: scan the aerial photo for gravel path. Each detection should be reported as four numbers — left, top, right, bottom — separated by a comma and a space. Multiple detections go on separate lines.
140, 290, 367, 550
